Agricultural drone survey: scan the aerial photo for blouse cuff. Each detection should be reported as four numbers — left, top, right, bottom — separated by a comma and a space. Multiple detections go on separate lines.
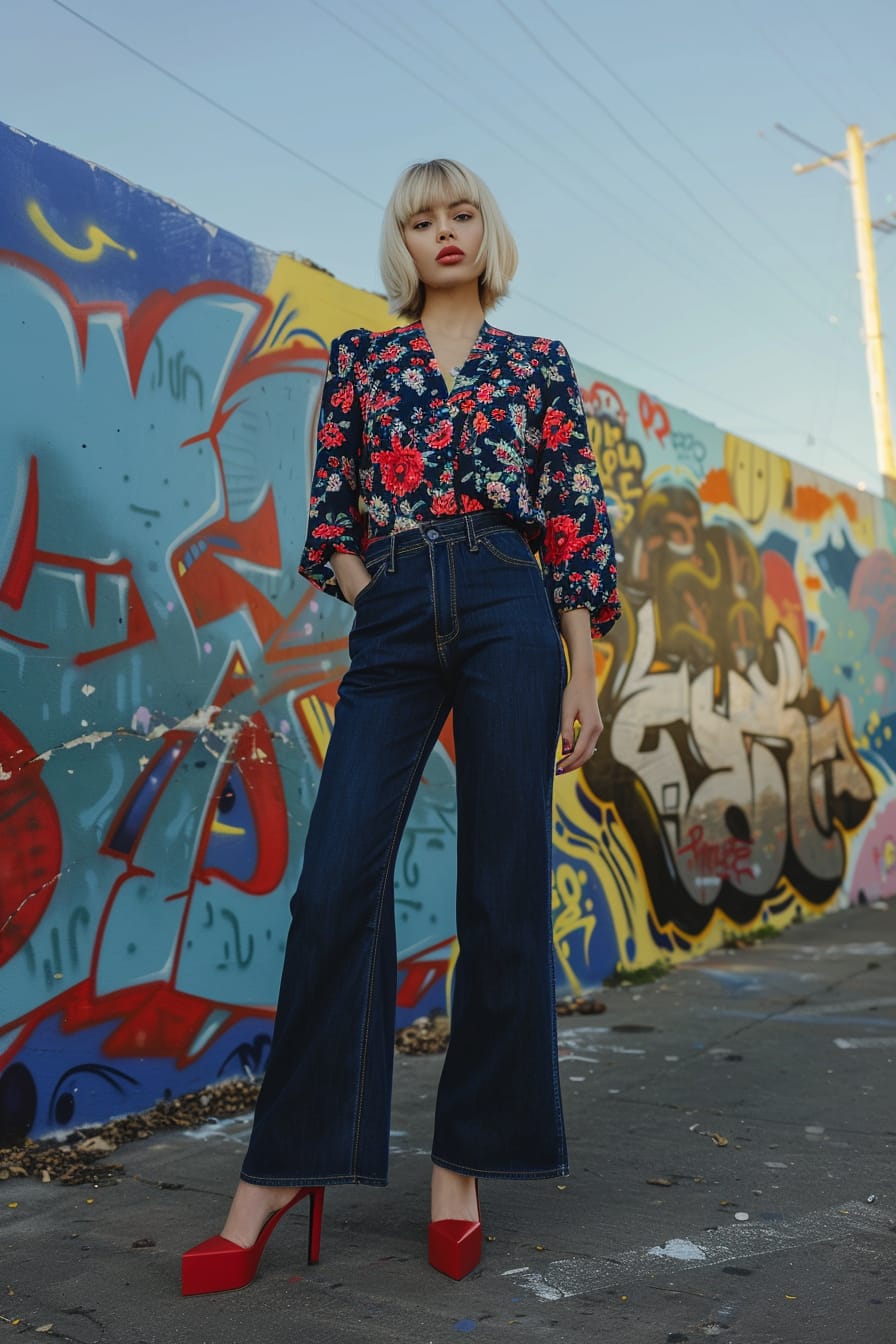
548, 576, 622, 641
299, 536, 362, 602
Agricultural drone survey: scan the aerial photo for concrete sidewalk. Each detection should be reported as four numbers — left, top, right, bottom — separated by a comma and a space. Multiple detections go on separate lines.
4, 902, 895, 1344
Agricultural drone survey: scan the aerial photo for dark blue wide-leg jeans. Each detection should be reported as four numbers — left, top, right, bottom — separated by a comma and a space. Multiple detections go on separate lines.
241, 512, 569, 1186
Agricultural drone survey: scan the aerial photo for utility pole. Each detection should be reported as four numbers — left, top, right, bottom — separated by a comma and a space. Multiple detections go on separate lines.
787, 125, 896, 502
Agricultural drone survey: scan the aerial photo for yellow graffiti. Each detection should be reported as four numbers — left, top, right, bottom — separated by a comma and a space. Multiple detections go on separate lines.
552, 771, 846, 979
883, 838, 896, 875
724, 433, 790, 524
552, 775, 656, 977
587, 416, 645, 528
210, 818, 246, 836
552, 861, 598, 996
261, 254, 394, 359
26, 199, 137, 263
297, 693, 335, 763
442, 936, 461, 1016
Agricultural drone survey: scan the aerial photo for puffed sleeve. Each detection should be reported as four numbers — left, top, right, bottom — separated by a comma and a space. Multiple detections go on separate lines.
298, 330, 368, 601
536, 342, 621, 639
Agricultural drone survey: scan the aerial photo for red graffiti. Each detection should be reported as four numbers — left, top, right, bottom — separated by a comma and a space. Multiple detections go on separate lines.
582, 380, 626, 424
396, 936, 456, 1008
677, 825, 754, 885
638, 392, 671, 444
0, 716, 63, 967
0, 454, 156, 663
171, 487, 283, 642
0, 455, 39, 609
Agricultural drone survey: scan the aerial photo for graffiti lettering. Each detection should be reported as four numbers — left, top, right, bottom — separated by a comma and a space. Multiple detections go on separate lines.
607, 594, 874, 913
587, 416, 645, 523
25, 198, 138, 263
677, 825, 753, 892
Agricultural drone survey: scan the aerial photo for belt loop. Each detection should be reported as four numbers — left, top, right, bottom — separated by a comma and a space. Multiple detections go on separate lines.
388, 532, 397, 573
465, 513, 479, 552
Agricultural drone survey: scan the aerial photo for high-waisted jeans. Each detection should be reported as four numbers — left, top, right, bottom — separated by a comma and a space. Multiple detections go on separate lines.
241, 511, 569, 1186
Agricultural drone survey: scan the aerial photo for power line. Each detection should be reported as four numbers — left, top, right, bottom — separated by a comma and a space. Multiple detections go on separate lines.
537, 0, 858, 314
511, 287, 870, 468
354, 0, 854, 368
775, 123, 849, 176
500, 0, 844, 332
806, 6, 888, 111
417, 0, 746, 269
737, 10, 849, 126
309, 0, 712, 286
46, 0, 384, 210
373, 0, 709, 269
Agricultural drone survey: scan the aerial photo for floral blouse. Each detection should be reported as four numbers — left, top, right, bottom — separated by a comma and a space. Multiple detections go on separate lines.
299, 320, 621, 638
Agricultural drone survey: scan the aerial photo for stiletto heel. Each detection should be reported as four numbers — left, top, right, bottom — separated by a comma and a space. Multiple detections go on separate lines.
307, 1181, 324, 1265
428, 1178, 482, 1280
181, 1186, 325, 1295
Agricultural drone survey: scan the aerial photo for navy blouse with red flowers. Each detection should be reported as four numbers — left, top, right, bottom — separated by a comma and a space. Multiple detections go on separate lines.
299, 320, 621, 638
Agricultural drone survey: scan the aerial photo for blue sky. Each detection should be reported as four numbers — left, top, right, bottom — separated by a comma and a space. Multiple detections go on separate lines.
3, 0, 896, 490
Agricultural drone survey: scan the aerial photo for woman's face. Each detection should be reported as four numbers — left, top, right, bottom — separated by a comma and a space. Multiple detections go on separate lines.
402, 199, 485, 294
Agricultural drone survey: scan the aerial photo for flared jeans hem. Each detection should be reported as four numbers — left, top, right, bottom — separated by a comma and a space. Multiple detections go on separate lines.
431, 1154, 570, 1181
240, 1169, 389, 1188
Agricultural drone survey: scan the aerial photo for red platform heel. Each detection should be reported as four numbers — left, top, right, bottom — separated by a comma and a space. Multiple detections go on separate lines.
428, 1179, 482, 1280
181, 1185, 324, 1296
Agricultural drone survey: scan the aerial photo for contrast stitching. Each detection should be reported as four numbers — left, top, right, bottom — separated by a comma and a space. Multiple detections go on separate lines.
430, 1154, 570, 1179
365, 539, 427, 567
353, 560, 388, 608
440, 540, 460, 645
479, 533, 539, 568
547, 646, 569, 1165
427, 538, 442, 653
350, 693, 451, 1176
240, 1171, 389, 1187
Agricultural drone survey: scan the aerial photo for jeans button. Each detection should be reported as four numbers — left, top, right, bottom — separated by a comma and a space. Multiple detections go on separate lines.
425, 527, 440, 541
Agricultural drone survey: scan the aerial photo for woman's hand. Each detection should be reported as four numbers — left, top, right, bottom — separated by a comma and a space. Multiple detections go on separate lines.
556, 672, 604, 774
331, 552, 373, 607
557, 608, 603, 774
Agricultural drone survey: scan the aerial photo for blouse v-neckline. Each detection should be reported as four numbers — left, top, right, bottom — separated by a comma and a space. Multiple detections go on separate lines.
417, 319, 490, 395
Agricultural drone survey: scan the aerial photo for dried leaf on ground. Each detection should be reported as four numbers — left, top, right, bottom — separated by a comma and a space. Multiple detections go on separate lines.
77, 1136, 117, 1155
394, 1013, 451, 1055
556, 996, 607, 1016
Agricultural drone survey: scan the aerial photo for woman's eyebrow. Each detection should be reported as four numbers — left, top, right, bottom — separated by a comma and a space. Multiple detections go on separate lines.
407, 199, 476, 221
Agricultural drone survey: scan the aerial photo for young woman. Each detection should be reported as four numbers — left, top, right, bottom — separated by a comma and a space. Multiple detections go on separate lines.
182, 158, 620, 1293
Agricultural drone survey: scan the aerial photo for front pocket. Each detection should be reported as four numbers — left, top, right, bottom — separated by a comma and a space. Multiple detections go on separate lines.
480, 529, 538, 568
352, 559, 389, 609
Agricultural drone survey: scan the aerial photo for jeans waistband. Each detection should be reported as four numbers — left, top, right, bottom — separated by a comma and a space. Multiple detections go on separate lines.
364, 510, 519, 568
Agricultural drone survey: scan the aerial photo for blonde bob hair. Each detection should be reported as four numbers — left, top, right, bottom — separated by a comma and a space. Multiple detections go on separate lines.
379, 159, 518, 321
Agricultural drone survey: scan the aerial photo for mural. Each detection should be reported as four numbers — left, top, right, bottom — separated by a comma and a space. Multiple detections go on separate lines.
1, 121, 894, 1140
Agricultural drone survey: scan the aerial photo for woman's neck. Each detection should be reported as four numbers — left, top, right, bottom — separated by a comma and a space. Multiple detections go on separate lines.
419, 284, 485, 339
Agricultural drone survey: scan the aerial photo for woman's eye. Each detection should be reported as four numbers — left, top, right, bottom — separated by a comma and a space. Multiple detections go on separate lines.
455, 213, 472, 221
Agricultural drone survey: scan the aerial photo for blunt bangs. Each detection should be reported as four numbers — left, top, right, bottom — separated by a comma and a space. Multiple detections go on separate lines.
390, 160, 482, 226
379, 159, 518, 321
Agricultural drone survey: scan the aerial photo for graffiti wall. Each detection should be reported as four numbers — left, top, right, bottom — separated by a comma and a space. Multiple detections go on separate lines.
1, 122, 894, 1139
